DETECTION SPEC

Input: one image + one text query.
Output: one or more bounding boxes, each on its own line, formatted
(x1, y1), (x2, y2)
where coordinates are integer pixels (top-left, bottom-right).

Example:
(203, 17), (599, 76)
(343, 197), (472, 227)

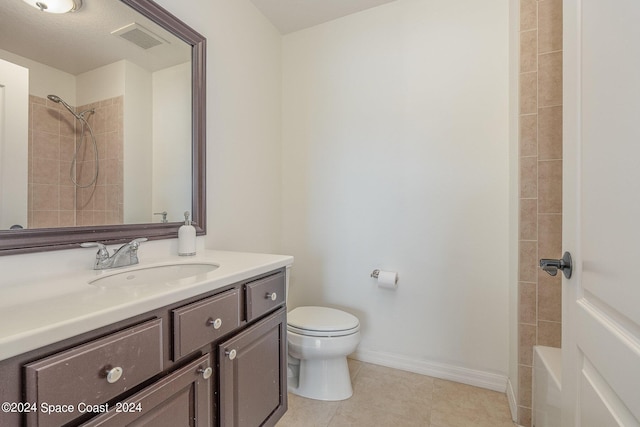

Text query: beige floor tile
(334, 363), (433, 425)
(276, 393), (340, 427)
(277, 362), (515, 427)
(431, 379), (515, 427)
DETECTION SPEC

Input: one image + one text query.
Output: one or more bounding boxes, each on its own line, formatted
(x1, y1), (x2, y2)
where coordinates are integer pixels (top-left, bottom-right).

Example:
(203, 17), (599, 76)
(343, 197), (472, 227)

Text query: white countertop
(0, 250), (293, 362)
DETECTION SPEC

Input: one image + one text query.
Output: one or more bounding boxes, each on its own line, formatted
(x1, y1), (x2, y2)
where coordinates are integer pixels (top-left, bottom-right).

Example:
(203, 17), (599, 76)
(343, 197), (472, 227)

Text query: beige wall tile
(538, 160), (562, 213)
(59, 185), (75, 211)
(520, 198), (537, 240)
(519, 365), (532, 407)
(59, 115), (75, 137)
(32, 210), (59, 228)
(538, 213), (562, 259)
(538, 0), (563, 53)
(519, 282), (537, 324)
(520, 114), (538, 156)
(519, 240), (538, 282)
(76, 210), (94, 226)
(520, 0), (537, 31)
(538, 52), (562, 107)
(538, 270), (562, 322)
(518, 406), (532, 427)
(92, 185), (107, 211)
(538, 106), (562, 160)
(538, 320), (561, 347)
(520, 156), (538, 199)
(32, 104), (60, 134)
(32, 131), (60, 160)
(59, 211), (75, 227)
(520, 72), (538, 114)
(32, 184), (59, 211)
(519, 323), (537, 366)
(60, 136), (75, 162)
(32, 157), (60, 185)
(93, 210), (106, 225)
(520, 30), (538, 72)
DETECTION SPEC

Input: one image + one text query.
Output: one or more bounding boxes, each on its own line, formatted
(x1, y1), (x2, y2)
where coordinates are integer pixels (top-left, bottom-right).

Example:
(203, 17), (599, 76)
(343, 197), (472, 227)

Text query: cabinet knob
(265, 292), (277, 301)
(225, 349), (237, 360)
(105, 366), (123, 384)
(207, 317), (223, 329)
(197, 366), (213, 380)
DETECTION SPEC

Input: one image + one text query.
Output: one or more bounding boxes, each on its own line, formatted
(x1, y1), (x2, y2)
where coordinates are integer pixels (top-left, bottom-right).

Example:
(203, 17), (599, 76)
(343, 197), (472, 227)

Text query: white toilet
(287, 306), (361, 401)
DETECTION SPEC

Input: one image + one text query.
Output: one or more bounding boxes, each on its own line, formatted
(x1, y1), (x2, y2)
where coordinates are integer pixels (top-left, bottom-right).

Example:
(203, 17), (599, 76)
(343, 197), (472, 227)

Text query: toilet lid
(287, 306), (359, 337)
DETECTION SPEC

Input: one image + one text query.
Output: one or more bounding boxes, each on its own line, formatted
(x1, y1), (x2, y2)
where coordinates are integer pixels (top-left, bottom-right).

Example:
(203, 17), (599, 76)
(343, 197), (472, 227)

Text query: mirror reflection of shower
(47, 94), (98, 188)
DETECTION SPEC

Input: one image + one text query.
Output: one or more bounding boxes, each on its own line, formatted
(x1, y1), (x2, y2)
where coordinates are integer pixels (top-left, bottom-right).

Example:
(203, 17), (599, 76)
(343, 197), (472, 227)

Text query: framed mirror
(0, 0), (206, 255)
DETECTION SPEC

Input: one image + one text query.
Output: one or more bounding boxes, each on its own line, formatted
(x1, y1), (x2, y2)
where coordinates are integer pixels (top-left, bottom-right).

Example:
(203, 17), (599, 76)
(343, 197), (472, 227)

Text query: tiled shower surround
(518, 0), (563, 425)
(28, 95), (124, 228)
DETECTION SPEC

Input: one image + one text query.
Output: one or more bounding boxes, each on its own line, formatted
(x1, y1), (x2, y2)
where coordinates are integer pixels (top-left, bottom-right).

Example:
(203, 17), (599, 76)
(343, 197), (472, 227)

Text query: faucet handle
(130, 237), (148, 246)
(81, 242), (109, 259)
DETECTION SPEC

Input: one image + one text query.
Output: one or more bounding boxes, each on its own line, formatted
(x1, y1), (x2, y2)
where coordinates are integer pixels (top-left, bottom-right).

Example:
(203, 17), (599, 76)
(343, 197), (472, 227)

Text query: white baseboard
(351, 348), (508, 393)
(506, 377), (518, 422)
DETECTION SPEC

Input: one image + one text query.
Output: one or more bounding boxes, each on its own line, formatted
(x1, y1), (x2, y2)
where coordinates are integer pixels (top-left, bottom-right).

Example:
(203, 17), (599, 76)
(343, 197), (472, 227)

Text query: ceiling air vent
(111, 23), (168, 50)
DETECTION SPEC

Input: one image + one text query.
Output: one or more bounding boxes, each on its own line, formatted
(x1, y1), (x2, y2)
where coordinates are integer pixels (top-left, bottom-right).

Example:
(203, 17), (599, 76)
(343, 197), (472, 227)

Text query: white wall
(0, 0), (282, 275)
(152, 62), (191, 223)
(508, 0), (521, 417)
(0, 48), (75, 102)
(76, 60), (125, 105)
(123, 61), (153, 223)
(155, 0), (283, 254)
(282, 0), (510, 385)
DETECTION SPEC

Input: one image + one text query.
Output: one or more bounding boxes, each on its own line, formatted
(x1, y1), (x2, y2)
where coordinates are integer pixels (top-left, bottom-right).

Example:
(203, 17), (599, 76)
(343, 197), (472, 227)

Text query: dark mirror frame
(0, 0), (206, 256)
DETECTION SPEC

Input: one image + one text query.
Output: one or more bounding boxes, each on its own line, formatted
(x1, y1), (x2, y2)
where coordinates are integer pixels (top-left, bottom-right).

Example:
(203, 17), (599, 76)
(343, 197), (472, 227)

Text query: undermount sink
(89, 263), (219, 288)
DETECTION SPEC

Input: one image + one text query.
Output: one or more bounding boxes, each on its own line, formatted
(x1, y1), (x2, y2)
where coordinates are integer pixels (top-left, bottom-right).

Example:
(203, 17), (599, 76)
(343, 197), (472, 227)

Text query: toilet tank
(532, 346), (561, 427)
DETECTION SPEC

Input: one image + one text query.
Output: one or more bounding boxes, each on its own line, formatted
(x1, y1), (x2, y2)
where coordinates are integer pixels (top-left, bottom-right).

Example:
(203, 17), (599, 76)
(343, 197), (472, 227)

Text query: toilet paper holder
(370, 269), (380, 279)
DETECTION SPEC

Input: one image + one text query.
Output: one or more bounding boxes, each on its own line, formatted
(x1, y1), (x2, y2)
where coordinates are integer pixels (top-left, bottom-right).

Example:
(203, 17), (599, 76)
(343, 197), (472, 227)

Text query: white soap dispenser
(178, 211), (196, 256)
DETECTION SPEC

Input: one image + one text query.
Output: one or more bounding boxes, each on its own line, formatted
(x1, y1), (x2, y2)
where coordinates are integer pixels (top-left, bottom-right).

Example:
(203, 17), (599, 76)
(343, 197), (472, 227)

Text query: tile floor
(276, 359), (516, 427)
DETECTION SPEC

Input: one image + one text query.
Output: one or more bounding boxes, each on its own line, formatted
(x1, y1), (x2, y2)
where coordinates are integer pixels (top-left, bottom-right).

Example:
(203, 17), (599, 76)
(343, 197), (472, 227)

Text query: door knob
(540, 251), (573, 279)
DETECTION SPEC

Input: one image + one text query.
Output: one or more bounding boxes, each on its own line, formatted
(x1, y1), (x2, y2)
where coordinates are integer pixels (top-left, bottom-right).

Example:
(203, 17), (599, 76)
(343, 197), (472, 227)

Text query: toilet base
(288, 356), (353, 401)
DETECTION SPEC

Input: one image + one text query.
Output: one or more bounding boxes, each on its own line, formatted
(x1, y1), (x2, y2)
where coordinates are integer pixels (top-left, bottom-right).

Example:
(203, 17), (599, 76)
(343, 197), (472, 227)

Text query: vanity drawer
(245, 271), (285, 321)
(172, 288), (240, 360)
(24, 319), (163, 427)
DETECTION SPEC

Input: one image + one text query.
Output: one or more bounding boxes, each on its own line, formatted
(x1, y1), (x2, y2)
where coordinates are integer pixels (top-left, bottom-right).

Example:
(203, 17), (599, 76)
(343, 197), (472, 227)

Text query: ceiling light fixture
(22, 0), (83, 13)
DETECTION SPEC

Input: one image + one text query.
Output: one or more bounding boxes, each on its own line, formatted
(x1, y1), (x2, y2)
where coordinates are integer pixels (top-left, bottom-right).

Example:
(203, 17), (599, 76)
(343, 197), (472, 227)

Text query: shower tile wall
(28, 95), (124, 228)
(518, 0), (562, 426)
(76, 97), (124, 226)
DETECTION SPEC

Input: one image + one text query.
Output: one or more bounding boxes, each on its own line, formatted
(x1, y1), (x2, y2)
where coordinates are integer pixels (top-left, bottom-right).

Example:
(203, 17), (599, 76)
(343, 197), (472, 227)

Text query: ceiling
(250, 0), (398, 34)
(0, 0), (190, 75)
(0, 0), (397, 76)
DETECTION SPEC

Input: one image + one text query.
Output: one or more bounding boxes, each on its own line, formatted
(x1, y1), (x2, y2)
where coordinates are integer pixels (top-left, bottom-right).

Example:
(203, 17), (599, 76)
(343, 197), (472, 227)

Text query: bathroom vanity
(0, 251), (292, 427)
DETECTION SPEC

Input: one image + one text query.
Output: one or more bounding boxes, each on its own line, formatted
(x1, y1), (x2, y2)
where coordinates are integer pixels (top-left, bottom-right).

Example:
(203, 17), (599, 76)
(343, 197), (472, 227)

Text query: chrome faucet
(81, 238), (148, 270)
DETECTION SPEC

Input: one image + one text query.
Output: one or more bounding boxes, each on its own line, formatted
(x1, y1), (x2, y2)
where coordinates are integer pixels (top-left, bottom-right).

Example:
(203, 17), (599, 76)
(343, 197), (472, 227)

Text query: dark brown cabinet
(219, 307), (287, 427)
(80, 354), (213, 427)
(0, 268), (287, 427)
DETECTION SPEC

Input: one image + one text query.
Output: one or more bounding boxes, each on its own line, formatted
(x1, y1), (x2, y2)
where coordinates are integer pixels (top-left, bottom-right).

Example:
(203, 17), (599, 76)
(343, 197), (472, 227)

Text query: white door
(0, 59), (29, 230)
(563, 0), (640, 426)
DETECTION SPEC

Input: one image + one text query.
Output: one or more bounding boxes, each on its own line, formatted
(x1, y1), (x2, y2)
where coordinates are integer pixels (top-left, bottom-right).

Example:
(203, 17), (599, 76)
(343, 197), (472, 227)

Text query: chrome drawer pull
(197, 366), (213, 380)
(265, 292), (277, 301)
(105, 366), (123, 384)
(207, 317), (223, 329)
(225, 349), (237, 360)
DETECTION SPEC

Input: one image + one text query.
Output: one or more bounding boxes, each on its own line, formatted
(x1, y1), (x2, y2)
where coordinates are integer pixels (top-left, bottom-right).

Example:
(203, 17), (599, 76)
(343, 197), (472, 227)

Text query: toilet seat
(287, 306), (360, 337)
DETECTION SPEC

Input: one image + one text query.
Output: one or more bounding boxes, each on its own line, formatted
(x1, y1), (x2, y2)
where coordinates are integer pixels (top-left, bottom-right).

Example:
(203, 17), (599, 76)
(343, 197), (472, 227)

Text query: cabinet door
(219, 307), (287, 427)
(81, 354), (213, 427)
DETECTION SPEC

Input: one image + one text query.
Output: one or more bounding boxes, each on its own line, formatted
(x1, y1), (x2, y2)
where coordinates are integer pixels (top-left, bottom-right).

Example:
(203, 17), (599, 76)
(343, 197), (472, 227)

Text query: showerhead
(47, 94), (82, 120)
